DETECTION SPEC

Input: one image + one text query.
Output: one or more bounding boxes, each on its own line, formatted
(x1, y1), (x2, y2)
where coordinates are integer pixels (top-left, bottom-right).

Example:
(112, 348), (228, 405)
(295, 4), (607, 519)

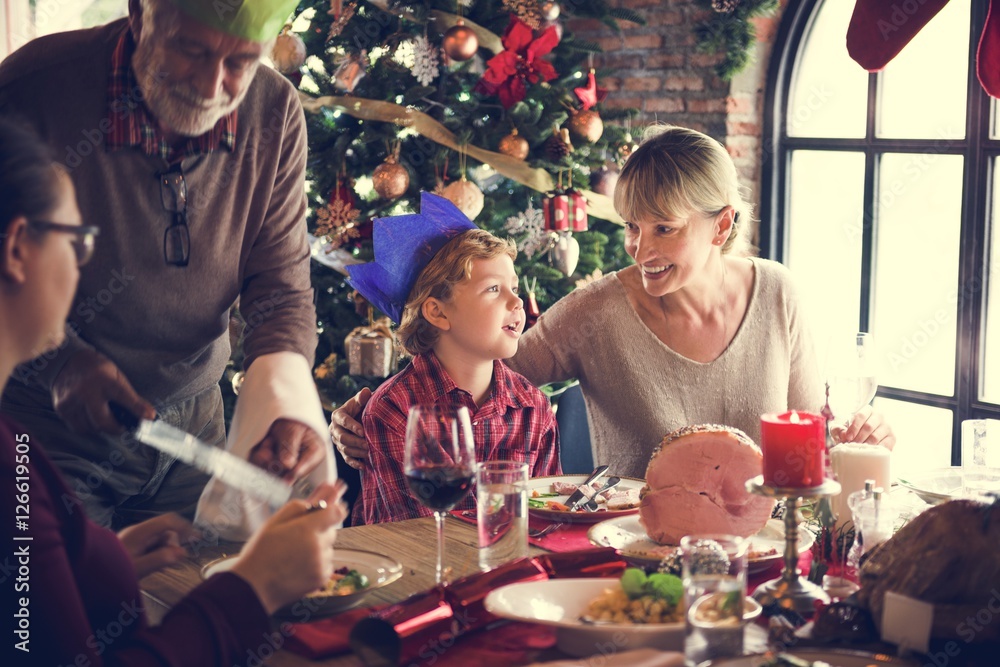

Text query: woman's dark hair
(0, 116), (61, 235)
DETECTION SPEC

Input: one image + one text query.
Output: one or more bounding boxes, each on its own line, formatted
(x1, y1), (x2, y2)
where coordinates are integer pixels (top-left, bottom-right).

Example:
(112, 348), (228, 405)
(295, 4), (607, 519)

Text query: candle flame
(789, 410), (800, 424)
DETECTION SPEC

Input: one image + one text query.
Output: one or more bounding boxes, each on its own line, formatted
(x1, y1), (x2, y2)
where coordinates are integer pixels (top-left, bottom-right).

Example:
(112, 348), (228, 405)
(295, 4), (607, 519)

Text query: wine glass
(824, 332), (878, 425)
(403, 404), (477, 584)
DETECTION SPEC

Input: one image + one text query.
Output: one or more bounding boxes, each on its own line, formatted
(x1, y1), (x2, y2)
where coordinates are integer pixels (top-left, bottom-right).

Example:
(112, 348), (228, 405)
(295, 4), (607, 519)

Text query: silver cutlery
(564, 465), (610, 512)
(528, 523), (562, 539)
(583, 476), (621, 511)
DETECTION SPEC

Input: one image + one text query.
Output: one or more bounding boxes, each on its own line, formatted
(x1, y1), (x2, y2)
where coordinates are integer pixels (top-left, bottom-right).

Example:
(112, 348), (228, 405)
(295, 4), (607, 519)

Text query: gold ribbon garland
(299, 92), (624, 225)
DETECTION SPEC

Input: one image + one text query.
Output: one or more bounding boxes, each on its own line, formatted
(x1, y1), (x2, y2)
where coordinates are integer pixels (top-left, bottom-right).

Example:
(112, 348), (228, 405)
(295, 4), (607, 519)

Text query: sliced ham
(638, 424), (774, 545)
(606, 488), (641, 510)
(551, 481), (580, 495)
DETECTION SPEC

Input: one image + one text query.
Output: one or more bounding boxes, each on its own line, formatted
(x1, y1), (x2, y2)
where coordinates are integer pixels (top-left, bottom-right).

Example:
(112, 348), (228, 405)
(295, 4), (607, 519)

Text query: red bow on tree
(476, 17), (560, 108)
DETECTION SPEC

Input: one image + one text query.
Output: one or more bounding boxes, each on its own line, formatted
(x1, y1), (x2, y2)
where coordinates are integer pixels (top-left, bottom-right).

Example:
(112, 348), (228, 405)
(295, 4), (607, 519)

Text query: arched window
(762, 0), (997, 475)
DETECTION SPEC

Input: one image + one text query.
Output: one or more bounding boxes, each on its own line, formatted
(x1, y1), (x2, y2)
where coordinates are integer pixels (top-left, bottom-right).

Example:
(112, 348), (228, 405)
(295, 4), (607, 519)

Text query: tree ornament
(442, 20), (479, 62)
(270, 26), (306, 74)
(568, 109), (603, 144)
(657, 547), (683, 576)
(502, 0), (542, 29)
(372, 152), (409, 200)
(687, 538), (731, 575)
(573, 69), (609, 111)
(498, 129), (530, 160)
(618, 130), (639, 163)
(540, 1), (561, 22)
(410, 34), (440, 86)
(476, 17), (559, 108)
(590, 161), (620, 197)
(332, 51), (368, 92)
(712, 0), (740, 11)
(545, 127), (573, 162)
(441, 176), (484, 220)
(549, 231), (580, 276)
(327, 0), (357, 40)
(503, 203), (547, 258)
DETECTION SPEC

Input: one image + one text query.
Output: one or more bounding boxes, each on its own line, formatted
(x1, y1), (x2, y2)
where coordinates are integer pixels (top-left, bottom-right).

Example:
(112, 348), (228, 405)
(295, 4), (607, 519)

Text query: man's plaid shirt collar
(105, 29), (237, 163)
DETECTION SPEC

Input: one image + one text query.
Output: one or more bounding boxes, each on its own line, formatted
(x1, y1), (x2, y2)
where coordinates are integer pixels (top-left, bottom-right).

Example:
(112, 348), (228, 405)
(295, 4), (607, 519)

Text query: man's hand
(117, 513), (199, 579)
(831, 404), (897, 450)
(52, 349), (156, 435)
(249, 418), (325, 480)
(329, 388), (371, 470)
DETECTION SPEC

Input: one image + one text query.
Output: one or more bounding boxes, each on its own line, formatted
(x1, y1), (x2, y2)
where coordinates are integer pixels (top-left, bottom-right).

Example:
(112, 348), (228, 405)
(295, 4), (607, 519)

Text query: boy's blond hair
(397, 229), (517, 356)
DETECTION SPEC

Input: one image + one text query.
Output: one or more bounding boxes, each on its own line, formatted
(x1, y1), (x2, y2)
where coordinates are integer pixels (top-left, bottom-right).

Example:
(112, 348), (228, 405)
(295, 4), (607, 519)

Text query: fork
(528, 522), (562, 539)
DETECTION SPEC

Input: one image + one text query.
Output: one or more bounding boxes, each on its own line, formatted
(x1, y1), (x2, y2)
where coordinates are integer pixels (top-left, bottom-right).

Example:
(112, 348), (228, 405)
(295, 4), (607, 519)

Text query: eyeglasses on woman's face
(2, 221), (100, 267)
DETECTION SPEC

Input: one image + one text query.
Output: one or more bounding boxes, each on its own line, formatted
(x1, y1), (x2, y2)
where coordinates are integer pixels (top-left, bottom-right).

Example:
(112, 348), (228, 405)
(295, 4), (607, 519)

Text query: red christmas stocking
(847, 0), (951, 71)
(978, 0), (1000, 97)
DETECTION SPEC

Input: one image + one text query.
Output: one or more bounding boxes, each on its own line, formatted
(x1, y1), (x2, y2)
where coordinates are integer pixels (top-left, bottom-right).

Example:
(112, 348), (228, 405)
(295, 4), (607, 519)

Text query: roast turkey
(638, 424), (775, 545)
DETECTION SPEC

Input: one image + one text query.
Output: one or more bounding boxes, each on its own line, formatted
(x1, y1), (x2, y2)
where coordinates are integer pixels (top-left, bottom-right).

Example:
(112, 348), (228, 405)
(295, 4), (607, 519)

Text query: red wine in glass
(403, 404), (477, 583)
(405, 465), (474, 511)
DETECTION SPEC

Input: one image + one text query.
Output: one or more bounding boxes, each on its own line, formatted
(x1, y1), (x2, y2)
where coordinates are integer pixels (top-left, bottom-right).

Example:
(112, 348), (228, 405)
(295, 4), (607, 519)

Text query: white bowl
(201, 548), (402, 619)
(484, 578), (761, 658)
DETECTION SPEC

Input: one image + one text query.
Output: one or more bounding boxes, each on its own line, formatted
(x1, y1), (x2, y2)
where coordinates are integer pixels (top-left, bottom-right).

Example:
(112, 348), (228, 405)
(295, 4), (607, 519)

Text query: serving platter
(526, 474), (645, 523)
(588, 516), (814, 574)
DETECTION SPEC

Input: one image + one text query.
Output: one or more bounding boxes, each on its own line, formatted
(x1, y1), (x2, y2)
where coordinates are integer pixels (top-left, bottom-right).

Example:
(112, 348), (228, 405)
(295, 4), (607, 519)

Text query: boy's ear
(0, 217), (31, 285)
(421, 297), (451, 331)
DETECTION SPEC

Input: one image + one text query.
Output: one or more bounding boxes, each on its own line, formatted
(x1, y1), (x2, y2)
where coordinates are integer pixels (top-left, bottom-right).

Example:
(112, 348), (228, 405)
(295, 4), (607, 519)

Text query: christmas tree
(272, 0), (645, 405)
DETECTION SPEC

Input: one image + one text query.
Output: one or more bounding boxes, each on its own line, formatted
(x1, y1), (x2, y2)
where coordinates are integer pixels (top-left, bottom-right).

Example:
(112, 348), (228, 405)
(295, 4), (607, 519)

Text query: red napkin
(450, 509), (606, 552)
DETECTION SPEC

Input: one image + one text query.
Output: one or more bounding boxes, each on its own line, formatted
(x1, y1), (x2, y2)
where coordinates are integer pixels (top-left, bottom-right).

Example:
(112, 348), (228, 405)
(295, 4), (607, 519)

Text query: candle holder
(745, 475), (841, 616)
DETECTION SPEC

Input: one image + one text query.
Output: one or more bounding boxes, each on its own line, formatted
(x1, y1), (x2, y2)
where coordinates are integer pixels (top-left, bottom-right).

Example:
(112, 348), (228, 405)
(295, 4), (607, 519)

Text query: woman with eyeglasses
(0, 117), (349, 665)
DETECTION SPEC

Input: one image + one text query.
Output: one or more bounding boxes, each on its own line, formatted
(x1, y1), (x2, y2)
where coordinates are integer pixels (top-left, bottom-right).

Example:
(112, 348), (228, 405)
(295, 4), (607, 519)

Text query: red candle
(760, 411), (826, 488)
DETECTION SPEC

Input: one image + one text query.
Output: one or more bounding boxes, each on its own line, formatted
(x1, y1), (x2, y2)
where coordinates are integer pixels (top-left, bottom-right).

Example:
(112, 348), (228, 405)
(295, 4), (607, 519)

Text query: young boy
(347, 192), (560, 524)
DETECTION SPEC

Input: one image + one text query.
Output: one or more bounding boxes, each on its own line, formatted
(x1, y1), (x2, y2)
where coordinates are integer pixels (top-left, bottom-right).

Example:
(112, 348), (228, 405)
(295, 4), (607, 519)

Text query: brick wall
(568, 0), (788, 243)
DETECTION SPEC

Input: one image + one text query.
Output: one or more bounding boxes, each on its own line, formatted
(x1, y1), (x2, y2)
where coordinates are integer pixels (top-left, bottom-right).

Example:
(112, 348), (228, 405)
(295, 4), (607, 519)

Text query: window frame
(760, 0), (1000, 464)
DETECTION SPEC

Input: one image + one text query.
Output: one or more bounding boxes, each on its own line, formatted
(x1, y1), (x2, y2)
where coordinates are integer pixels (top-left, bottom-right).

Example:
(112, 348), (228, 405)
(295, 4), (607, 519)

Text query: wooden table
(141, 516), (549, 666)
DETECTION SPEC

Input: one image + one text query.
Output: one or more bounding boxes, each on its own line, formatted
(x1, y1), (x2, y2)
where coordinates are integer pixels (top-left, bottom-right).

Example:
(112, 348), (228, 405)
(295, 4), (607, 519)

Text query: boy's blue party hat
(347, 192), (476, 324)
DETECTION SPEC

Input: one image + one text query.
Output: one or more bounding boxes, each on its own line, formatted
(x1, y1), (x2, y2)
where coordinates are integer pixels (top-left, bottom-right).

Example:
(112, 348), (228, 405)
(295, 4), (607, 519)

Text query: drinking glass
(681, 534), (748, 666)
(825, 332), (878, 424)
(960, 419), (1000, 499)
(403, 405), (477, 584)
(476, 460), (528, 571)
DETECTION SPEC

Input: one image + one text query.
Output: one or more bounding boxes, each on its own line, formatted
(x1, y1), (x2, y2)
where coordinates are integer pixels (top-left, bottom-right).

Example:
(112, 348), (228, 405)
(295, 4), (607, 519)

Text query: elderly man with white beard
(0, 0), (334, 531)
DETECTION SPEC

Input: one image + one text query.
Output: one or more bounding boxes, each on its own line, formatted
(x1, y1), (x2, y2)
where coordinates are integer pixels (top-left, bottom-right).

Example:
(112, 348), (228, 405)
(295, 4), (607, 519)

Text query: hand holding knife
(110, 402), (311, 509)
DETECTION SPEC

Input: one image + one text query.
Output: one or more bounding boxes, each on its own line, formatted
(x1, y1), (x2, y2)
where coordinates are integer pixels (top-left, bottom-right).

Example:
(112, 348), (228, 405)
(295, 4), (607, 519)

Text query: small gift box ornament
(542, 188), (570, 231)
(345, 315), (397, 378)
(566, 187), (587, 232)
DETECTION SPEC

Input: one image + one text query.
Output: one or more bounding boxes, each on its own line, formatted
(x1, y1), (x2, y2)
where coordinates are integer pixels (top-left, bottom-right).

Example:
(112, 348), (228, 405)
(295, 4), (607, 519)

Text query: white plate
(588, 516), (814, 574)
(527, 474), (645, 523)
(897, 466), (1000, 504)
(485, 578), (761, 658)
(201, 548), (402, 618)
(701, 648), (921, 666)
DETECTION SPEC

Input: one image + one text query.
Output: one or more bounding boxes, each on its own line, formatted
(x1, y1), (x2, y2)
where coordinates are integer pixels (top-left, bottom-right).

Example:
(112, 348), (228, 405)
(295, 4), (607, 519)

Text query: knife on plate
(564, 464), (609, 512)
(110, 403), (304, 508)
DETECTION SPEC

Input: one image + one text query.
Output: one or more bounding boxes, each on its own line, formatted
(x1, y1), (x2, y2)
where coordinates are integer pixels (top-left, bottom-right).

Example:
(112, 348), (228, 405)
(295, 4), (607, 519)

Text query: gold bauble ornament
(568, 109), (604, 144)
(442, 20), (479, 61)
(372, 155), (409, 199)
(541, 1), (561, 22)
(270, 29), (306, 74)
(441, 176), (484, 220)
(498, 129), (530, 160)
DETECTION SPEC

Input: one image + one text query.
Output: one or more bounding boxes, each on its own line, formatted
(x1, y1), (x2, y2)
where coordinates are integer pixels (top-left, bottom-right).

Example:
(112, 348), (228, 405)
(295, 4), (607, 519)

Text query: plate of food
(897, 466), (1000, 504)
(485, 569), (761, 658)
(588, 516), (814, 574)
(526, 474), (645, 523)
(702, 648), (921, 666)
(201, 548), (402, 618)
